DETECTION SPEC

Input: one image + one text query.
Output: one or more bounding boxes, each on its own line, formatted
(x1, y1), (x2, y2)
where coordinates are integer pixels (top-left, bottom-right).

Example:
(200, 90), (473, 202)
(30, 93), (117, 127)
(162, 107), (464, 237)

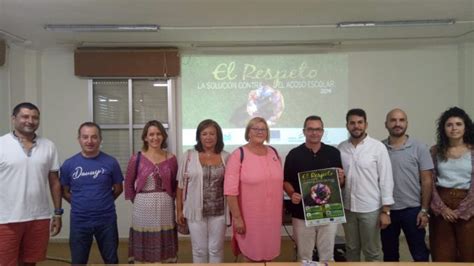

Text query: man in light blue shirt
(381, 108), (433, 261)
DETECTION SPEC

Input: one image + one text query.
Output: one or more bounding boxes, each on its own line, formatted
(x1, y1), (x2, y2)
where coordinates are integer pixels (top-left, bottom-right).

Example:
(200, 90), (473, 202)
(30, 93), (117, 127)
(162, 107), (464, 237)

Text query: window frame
(88, 78), (178, 157)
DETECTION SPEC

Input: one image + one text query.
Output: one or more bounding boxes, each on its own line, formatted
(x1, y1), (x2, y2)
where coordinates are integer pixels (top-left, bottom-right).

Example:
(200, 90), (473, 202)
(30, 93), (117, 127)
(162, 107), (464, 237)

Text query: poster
(298, 168), (346, 226)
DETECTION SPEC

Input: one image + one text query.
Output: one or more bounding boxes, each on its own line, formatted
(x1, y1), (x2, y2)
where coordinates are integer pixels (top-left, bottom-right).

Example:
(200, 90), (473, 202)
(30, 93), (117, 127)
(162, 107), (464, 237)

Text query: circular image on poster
(310, 183), (331, 205)
(247, 83), (285, 126)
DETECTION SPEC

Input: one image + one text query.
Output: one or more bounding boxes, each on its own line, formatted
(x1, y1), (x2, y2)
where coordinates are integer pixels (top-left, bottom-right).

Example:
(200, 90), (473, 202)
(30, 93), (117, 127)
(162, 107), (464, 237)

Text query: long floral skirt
(128, 191), (178, 263)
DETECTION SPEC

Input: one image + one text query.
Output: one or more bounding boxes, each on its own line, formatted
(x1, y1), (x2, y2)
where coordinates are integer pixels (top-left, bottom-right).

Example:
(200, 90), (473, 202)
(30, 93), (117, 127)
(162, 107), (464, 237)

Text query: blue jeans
(380, 207), (429, 261)
(70, 221), (119, 264)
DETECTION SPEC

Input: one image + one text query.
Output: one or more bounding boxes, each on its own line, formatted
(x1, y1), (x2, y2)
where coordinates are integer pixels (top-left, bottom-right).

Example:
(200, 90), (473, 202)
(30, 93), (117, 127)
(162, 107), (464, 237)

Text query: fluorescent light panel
(338, 19), (455, 28)
(193, 42), (337, 48)
(44, 24), (159, 32)
(153, 83), (168, 87)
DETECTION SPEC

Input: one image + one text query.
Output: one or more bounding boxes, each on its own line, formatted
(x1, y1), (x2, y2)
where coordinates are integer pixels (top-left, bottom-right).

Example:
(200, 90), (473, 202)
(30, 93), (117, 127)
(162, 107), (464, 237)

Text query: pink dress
(224, 146), (283, 261)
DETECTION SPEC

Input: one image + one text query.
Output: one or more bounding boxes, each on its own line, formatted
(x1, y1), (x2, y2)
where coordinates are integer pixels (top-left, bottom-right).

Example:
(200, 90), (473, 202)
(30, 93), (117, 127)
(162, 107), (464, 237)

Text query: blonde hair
(244, 117), (270, 142)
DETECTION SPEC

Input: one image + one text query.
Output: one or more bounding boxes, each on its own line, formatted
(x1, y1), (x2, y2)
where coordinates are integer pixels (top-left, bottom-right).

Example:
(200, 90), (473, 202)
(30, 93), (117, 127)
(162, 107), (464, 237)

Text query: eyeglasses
(305, 127), (323, 133)
(251, 127), (267, 133)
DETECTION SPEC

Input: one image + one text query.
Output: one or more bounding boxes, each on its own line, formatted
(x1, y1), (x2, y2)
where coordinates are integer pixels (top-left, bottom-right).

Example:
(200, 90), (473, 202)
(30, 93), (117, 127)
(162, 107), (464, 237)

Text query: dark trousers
(70, 220), (119, 264)
(381, 206), (429, 261)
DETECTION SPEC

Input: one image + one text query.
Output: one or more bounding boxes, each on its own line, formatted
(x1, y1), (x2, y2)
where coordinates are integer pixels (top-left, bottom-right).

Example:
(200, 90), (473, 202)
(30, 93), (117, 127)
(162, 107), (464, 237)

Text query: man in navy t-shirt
(60, 122), (123, 264)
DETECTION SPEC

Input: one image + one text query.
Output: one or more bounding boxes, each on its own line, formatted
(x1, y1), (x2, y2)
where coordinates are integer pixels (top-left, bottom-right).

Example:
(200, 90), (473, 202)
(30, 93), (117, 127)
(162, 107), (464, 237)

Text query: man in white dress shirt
(338, 108), (394, 261)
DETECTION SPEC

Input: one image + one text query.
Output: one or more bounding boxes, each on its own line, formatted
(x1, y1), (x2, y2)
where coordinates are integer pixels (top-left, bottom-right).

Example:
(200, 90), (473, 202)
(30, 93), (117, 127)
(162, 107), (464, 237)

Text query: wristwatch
(420, 208), (430, 217)
(54, 208), (64, 215)
(381, 210), (391, 215)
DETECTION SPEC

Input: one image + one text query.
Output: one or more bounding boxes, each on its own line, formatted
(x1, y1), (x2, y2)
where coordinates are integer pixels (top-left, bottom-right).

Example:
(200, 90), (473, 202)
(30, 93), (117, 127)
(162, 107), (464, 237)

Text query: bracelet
(54, 208), (64, 215)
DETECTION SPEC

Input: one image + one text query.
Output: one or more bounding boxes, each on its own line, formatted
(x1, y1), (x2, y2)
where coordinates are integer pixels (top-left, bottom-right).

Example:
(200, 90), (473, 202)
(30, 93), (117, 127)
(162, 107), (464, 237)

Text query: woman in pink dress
(224, 116), (283, 261)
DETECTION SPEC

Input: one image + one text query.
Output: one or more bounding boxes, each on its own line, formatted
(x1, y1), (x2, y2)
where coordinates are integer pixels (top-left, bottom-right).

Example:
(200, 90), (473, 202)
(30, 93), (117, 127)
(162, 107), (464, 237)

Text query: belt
(436, 186), (468, 197)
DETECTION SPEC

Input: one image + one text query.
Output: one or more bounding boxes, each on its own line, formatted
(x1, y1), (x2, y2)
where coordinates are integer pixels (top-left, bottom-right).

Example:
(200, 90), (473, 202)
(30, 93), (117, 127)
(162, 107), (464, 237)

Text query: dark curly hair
(435, 107), (474, 161)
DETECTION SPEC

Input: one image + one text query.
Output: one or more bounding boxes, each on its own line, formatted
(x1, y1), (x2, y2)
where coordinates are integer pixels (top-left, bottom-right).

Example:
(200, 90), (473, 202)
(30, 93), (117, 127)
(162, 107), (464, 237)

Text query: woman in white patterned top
(176, 119), (230, 263)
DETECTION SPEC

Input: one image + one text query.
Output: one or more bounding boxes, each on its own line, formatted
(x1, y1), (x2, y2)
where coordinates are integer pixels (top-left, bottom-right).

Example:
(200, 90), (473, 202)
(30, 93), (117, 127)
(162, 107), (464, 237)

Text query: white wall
(459, 42), (474, 116)
(2, 41), (473, 240)
(0, 48), (10, 135)
(347, 45), (459, 144)
(0, 45), (45, 134)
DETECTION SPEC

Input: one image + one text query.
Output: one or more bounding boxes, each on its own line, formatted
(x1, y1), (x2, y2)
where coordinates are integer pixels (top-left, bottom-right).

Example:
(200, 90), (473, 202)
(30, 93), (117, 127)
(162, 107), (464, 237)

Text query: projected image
(246, 83), (285, 126)
(181, 54), (348, 150)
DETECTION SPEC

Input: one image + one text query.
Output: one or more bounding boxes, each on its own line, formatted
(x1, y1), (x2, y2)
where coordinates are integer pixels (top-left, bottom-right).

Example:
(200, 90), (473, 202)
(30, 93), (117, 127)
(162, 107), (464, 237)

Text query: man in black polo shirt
(284, 115), (344, 262)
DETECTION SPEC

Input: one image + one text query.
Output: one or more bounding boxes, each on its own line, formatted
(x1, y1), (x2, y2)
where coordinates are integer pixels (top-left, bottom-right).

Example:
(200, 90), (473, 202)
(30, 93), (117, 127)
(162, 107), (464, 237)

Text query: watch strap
(54, 208), (64, 215)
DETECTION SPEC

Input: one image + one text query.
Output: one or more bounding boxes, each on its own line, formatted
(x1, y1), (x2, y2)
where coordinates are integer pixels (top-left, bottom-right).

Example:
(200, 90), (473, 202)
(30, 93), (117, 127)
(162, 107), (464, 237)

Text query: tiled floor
(40, 235), (418, 265)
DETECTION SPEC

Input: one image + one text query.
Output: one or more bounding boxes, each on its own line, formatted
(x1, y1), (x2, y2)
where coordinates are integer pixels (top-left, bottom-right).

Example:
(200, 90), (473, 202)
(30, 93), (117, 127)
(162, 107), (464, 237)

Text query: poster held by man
(298, 167), (346, 226)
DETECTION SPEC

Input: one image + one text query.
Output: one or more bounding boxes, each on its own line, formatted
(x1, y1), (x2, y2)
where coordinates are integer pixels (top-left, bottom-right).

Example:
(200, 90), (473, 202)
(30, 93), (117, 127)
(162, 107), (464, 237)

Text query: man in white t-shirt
(0, 102), (62, 266)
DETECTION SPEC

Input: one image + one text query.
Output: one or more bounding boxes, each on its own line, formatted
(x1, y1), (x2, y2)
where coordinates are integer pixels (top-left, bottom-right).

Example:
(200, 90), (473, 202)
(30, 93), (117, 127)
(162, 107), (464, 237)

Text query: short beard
(389, 128), (406, 138)
(350, 131), (365, 139)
